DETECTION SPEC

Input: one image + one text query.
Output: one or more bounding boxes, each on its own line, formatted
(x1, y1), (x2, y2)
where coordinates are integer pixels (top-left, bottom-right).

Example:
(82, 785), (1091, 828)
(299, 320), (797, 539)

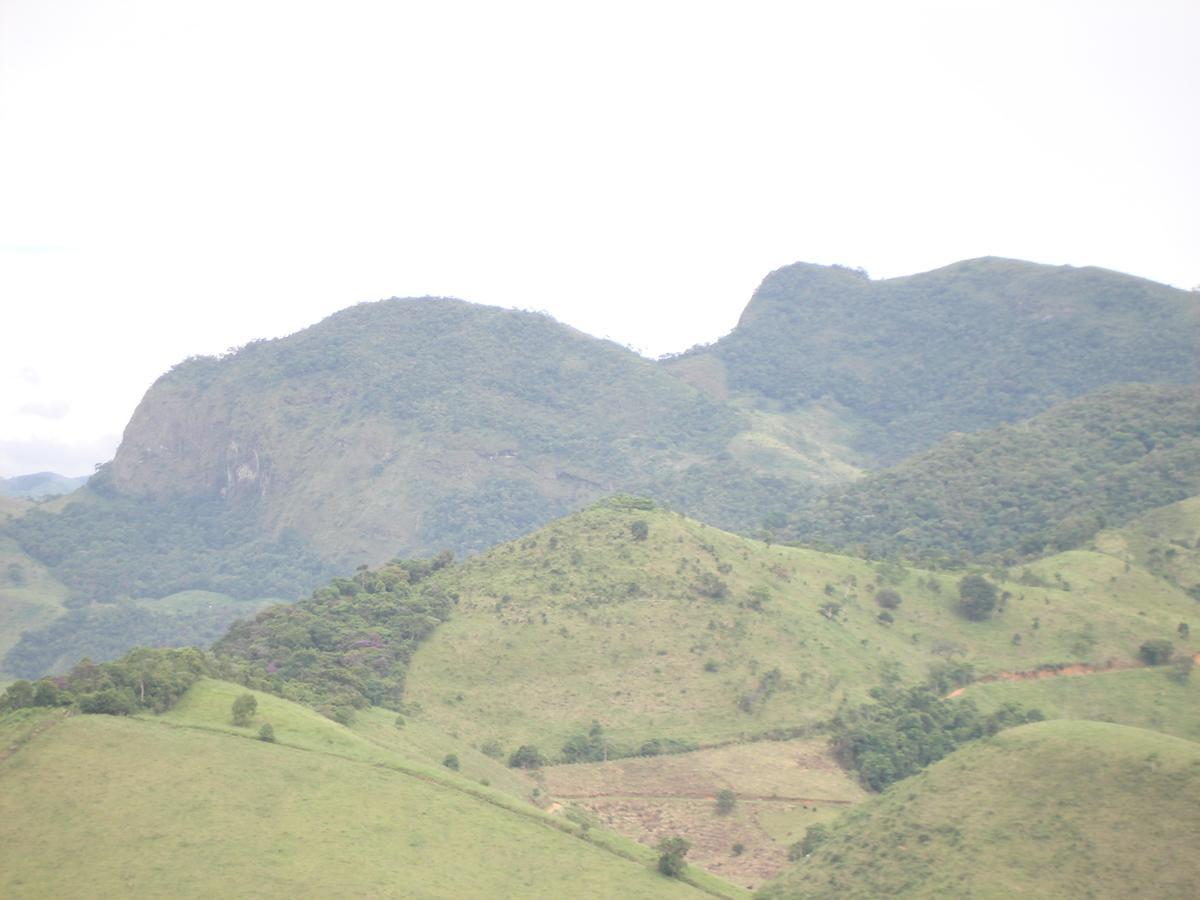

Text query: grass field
(0, 680), (747, 898)
(759, 720), (1200, 898)
(962, 665), (1200, 743)
(404, 501), (1197, 753)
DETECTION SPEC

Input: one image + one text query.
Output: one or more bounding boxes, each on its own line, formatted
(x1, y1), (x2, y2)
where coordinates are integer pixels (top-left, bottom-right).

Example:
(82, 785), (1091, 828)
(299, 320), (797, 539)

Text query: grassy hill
(1092, 494), (1200, 597)
(398, 498), (1196, 756)
(788, 385), (1200, 561)
(961, 666), (1200, 743)
(759, 720), (1200, 898)
(0, 679), (744, 899)
(671, 257), (1199, 465)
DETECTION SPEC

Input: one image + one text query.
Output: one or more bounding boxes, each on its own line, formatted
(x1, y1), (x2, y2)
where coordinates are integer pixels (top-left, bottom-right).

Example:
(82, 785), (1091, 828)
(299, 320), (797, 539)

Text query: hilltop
(391, 499), (1195, 755)
(759, 720), (1200, 898)
(670, 258), (1198, 464)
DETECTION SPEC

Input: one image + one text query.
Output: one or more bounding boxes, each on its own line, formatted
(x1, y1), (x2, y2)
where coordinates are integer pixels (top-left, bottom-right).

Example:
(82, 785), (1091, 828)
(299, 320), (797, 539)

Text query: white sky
(2, 0), (1198, 477)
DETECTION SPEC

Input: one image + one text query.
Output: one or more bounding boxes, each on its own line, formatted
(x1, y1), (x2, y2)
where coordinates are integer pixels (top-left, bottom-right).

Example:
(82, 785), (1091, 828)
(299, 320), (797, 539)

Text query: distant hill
(670, 257), (1198, 464)
(788, 384), (1200, 561)
(0, 472), (87, 499)
(759, 720), (1200, 898)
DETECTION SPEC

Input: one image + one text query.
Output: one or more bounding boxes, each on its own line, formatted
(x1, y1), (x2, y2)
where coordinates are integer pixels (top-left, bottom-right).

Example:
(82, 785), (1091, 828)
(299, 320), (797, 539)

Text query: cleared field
(538, 738), (869, 891)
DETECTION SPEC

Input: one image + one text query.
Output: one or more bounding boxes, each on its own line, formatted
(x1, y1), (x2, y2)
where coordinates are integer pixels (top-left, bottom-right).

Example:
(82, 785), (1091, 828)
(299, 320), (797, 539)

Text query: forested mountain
(788, 384), (1200, 562)
(670, 257), (1198, 464)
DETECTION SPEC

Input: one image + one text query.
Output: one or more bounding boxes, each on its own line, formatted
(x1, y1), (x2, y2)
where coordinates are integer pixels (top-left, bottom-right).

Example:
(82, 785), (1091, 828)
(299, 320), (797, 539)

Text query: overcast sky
(2, 0), (1197, 477)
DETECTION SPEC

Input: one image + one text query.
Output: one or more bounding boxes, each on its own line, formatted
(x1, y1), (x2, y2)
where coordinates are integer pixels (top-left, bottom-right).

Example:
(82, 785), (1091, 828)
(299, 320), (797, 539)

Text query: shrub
(479, 739), (504, 759)
(508, 745), (546, 769)
(1139, 639), (1174, 665)
(656, 836), (690, 877)
(874, 589), (902, 610)
(442, 753), (460, 771)
(715, 788), (737, 815)
(957, 574), (997, 621)
(801, 823), (830, 856)
(231, 692), (257, 727)
(257, 722), (276, 742)
(630, 520), (649, 541)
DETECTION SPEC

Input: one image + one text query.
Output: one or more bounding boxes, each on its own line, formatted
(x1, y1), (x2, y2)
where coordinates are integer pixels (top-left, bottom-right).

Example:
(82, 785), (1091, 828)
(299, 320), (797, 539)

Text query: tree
(957, 574), (997, 621)
(630, 520), (649, 541)
(1139, 639), (1174, 665)
(442, 753), (460, 771)
(507, 745), (545, 769)
(231, 692), (258, 726)
(874, 589), (902, 610)
(258, 722), (276, 742)
(656, 836), (691, 877)
(715, 789), (737, 815)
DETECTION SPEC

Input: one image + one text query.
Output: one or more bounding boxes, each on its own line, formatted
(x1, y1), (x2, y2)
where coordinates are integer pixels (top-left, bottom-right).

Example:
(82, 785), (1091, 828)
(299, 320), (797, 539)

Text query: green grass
(964, 666), (1200, 742)
(404, 502), (1198, 754)
(759, 720), (1200, 898)
(0, 679), (746, 898)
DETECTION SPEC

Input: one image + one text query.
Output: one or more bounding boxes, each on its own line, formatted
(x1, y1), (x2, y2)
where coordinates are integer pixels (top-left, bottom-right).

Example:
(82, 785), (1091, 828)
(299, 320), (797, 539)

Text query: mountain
(0, 472), (87, 499)
(5, 258), (1198, 675)
(669, 258), (1199, 465)
(759, 720), (1200, 898)
(788, 384), (1200, 561)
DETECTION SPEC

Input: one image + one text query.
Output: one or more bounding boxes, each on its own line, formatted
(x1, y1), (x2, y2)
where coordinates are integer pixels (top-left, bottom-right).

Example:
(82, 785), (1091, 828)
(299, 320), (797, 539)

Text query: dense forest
(678, 258), (1198, 463)
(789, 384), (1200, 562)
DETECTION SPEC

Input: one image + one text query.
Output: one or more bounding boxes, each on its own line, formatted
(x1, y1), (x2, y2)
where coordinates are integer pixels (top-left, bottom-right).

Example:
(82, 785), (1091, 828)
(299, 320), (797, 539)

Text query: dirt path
(945, 658), (1138, 698)
(551, 790), (854, 804)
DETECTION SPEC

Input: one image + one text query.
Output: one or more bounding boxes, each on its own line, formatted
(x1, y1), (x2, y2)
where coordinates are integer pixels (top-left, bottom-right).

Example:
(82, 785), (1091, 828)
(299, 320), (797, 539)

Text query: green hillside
(0, 472), (87, 499)
(672, 257), (1199, 464)
(0, 679), (743, 899)
(397, 499), (1196, 755)
(0, 536), (70, 680)
(789, 385), (1200, 561)
(963, 666), (1200, 742)
(1093, 495), (1200, 596)
(759, 720), (1200, 898)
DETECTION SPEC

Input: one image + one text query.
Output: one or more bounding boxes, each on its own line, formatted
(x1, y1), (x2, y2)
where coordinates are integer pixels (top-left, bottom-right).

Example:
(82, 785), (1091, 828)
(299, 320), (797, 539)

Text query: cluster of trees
(830, 672), (1043, 791)
(1, 647), (214, 716)
(212, 554), (456, 722)
(7, 489), (333, 604)
(3, 596), (267, 679)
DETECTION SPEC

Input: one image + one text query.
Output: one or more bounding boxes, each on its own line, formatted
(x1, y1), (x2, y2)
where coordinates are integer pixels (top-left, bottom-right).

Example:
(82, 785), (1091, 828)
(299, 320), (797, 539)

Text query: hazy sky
(2, 0), (1197, 477)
